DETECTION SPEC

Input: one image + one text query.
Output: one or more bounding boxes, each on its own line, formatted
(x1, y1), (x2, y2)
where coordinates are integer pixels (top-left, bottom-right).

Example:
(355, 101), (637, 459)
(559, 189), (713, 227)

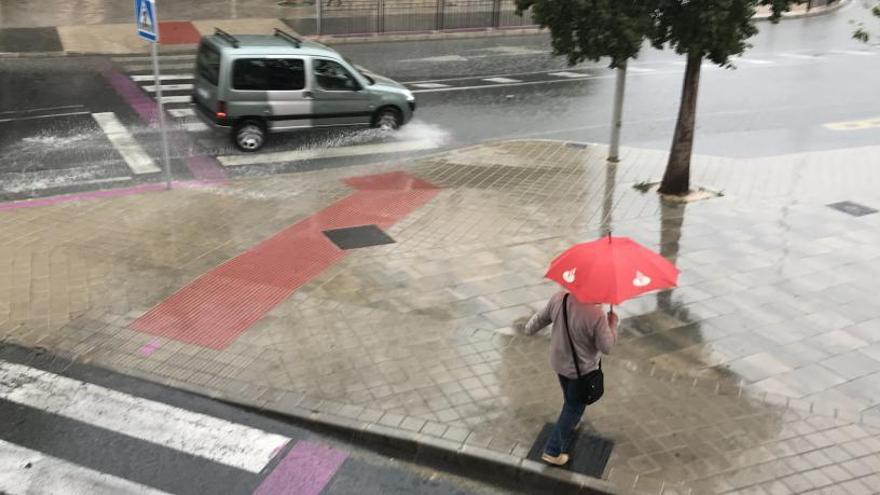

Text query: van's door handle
(303, 91), (313, 99)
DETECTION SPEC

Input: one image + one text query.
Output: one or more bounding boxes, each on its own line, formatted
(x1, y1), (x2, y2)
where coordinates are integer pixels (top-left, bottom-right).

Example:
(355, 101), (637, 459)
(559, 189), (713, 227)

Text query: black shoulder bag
(561, 294), (604, 405)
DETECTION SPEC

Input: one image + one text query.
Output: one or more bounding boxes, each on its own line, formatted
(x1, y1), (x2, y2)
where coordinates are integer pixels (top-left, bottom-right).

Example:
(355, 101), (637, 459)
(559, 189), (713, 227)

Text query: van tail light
(216, 101), (228, 121)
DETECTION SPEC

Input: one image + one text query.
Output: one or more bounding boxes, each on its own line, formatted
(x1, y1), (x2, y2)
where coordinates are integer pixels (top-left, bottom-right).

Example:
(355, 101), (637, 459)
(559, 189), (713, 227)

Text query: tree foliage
(854, 2), (880, 42)
(515, 0), (658, 68)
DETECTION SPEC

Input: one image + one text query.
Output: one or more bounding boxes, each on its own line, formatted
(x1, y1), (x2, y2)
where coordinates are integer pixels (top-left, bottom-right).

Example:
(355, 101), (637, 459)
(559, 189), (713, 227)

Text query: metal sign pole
(151, 36), (172, 190)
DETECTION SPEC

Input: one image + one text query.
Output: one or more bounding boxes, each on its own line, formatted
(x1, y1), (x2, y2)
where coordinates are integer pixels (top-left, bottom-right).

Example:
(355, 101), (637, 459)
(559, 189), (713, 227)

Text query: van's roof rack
(273, 28), (302, 48)
(214, 28), (240, 48)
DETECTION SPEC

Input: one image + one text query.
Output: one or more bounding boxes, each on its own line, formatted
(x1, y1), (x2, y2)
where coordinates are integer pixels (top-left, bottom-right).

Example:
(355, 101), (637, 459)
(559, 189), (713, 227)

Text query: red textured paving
(131, 171), (439, 349)
(159, 21), (202, 45)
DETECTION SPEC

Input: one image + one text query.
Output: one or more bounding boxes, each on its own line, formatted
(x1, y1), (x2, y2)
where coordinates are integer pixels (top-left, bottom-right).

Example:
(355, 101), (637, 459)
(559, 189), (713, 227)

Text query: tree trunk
(659, 51), (702, 196)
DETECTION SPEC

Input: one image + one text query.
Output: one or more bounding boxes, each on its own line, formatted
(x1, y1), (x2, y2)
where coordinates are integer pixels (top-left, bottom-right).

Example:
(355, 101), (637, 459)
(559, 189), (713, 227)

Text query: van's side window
(313, 59), (359, 91)
(196, 43), (221, 86)
(232, 59), (305, 91)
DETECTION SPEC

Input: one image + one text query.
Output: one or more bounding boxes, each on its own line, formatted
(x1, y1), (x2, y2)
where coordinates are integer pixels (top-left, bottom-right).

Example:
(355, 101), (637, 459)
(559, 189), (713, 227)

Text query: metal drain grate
(827, 201), (878, 217)
(323, 225), (395, 250)
(526, 423), (614, 478)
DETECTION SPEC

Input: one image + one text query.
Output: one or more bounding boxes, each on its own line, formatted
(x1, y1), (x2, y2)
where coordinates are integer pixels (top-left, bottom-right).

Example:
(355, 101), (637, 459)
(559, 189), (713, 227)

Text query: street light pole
(608, 61), (627, 163)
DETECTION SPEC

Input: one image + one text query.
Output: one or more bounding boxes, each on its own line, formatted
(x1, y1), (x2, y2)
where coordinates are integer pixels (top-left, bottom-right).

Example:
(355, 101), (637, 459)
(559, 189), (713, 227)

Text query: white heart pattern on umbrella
(632, 270), (651, 287)
(563, 268), (577, 284)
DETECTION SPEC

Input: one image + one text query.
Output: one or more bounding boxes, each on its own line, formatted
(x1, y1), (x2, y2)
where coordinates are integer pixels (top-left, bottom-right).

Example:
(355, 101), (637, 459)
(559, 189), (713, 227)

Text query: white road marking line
(159, 95), (192, 104)
(734, 58), (774, 65)
(401, 55), (468, 63)
(143, 83), (194, 93)
(409, 82), (452, 89)
(548, 71), (586, 78)
(831, 49), (876, 56)
(824, 117), (880, 131)
(626, 66), (655, 73)
(125, 63), (196, 72)
(0, 440), (171, 495)
(181, 122), (210, 133)
(114, 54), (195, 63)
(1, 175), (131, 194)
(0, 360), (290, 473)
(483, 77), (522, 84)
(0, 105), (85, 117)
(778, 53), (821, 60)
(411, 75), (618, 93)
(218, 139), (440, 167)
(91, 112), (160, 175)
(168, 108), (196, 118)
(130, 74), (193, 82)
(0, 111), (90, 123)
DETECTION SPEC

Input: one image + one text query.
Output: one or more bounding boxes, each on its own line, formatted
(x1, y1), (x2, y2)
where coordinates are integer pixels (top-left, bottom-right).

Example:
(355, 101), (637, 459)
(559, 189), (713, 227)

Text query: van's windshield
(344, 57), (374, 85)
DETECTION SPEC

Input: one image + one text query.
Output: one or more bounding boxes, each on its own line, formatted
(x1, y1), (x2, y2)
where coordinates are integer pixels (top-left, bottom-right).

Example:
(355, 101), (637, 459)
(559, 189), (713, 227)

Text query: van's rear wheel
(234, 120), (266, 152)
(373, 107), (402, 131)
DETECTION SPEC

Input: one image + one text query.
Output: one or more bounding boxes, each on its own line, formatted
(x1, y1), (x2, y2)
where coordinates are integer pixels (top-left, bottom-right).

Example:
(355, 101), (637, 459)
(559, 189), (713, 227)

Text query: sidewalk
(2, 138), (879, 494)
(0, 0), (850, 56)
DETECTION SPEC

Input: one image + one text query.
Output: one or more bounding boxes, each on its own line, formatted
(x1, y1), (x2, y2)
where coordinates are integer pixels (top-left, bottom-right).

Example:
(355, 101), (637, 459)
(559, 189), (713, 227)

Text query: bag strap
(561, 294), (583, 379)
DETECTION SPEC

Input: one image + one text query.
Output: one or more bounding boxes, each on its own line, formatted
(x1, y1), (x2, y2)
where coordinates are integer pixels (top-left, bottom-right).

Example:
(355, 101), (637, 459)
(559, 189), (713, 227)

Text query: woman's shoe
(541, 452), (570, 466)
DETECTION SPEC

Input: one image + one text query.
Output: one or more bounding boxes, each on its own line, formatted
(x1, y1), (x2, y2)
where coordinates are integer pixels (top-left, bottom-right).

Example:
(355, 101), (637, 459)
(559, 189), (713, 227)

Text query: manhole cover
(323, 225), (395, 250)
(526, 423), (614, 478)
(827, 201), (878, 217)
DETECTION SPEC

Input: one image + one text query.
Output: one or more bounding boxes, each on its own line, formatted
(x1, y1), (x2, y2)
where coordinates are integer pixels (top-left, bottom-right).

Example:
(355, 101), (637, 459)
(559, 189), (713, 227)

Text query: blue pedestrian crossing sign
(135, 0), (159, 42)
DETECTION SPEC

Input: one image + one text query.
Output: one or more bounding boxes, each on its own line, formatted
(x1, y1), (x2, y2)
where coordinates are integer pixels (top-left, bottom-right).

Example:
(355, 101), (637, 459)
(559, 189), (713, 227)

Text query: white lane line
(411, 74), (618, 93)
(409, 82), (451, 89)
(130, 74), (193, 82)
(218, 139), (440, 167)
(114, 54), (195, 63)
(778, 53), (821, 60)
(181, 122), (210, 133)
(0, 440), (171, 495)
(831, 49), (876, 56)
(125, 63), (196, 72)
(91, 112), (160, 175)
(735, 58), (774, 65)
(548, 71), (586, 78)
(159, 95), (192, 104)
(168, 108), (196, 118)
(143, 83), (194, 93)
(483, 77), (522, 84)
(626, 66), (655, 73)
(0, 111), (90, 123)
(0, 360), (289, 474)
(0, 105), (85, 117)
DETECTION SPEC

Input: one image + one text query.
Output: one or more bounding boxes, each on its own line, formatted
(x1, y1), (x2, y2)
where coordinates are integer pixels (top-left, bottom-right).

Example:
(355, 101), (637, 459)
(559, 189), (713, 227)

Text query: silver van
(192, 29), (416, 151)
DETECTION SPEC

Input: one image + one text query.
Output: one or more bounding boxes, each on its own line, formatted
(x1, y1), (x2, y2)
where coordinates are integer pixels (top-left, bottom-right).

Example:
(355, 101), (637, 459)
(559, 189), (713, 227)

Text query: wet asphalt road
(0, 2), (879, 200)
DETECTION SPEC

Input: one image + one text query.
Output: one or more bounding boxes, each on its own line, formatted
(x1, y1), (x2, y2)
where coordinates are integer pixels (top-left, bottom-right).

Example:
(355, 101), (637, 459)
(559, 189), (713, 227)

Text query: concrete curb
(753, 0), (850, 22)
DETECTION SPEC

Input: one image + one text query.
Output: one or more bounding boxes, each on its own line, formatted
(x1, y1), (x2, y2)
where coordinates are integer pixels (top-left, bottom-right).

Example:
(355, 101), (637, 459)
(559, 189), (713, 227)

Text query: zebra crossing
(0, 357), (342, 495)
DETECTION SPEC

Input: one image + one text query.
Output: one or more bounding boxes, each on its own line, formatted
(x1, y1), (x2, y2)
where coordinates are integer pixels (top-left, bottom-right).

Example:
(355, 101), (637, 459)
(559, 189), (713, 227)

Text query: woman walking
(523, 291), (618, 466)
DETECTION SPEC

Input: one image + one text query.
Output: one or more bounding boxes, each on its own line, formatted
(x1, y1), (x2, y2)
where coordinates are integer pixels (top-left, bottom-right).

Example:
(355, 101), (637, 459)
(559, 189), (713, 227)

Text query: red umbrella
(545, 235), (679, 306)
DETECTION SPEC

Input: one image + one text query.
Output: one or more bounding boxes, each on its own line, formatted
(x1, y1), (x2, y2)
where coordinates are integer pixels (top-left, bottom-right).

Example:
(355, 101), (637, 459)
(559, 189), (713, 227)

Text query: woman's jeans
(544, 374), (586, 456)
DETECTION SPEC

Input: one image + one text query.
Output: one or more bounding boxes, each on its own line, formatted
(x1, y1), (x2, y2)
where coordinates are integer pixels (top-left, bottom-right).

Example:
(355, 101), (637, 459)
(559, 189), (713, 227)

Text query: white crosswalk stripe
(548, 71), (587, 78)
(483, 77), (522, 84)
(130, 74), (193, 82)
(168, 108), (196, 118)
(0, 360), (290, 473)
(92, 112), (160, 175)
(0, 440), (171, 495)
(143, 83), (194, 93)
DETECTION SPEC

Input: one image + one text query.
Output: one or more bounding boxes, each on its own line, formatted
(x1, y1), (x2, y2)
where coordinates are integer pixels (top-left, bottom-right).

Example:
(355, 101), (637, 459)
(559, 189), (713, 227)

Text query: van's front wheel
(372, 107), (402, 131)
(234, 120), (266, 152)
